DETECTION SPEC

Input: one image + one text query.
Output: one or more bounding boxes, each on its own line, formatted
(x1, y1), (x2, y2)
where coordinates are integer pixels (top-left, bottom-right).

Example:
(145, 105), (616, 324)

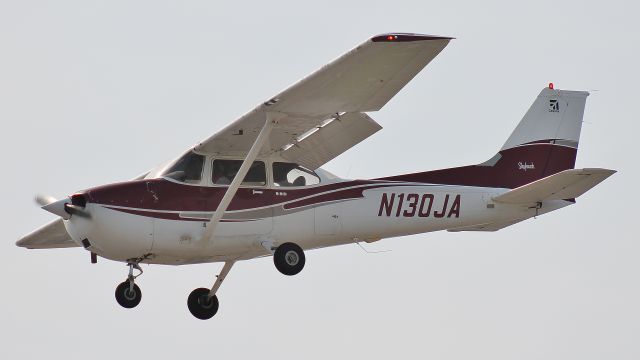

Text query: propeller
(35, 194), (91, 219)
(35, 194), (57, 207)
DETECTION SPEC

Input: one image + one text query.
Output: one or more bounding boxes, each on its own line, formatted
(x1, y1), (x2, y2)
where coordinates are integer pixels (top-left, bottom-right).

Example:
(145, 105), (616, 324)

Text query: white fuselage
(63, 179), (570, 265)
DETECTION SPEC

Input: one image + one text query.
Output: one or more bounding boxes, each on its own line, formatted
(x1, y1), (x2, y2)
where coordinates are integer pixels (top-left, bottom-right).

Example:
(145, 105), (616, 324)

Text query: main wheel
(274, 242), (306, 276)
(187, 288), (219, 320)
(115, 281), (142, 309)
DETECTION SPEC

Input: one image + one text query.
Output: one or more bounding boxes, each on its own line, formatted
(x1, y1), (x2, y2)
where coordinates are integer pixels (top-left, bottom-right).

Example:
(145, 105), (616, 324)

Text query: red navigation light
(549, 82), (554, 89)
(387, 35), (396, 41)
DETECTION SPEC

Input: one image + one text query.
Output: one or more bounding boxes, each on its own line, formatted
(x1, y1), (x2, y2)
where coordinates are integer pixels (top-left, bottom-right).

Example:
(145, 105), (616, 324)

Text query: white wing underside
(194, 34), (451, 169)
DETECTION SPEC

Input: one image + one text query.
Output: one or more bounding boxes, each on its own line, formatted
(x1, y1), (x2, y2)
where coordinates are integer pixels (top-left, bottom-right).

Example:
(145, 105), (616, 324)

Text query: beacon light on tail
(16, 33), (614, 320)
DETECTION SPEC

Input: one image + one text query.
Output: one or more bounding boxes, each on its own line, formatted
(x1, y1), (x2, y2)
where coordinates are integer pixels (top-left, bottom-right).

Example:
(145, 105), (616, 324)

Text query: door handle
(252, 190), (264, 195)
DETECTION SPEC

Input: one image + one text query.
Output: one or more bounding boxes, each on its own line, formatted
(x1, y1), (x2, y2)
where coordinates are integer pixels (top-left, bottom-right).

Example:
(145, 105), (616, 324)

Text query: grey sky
(1, 1), (638, 359)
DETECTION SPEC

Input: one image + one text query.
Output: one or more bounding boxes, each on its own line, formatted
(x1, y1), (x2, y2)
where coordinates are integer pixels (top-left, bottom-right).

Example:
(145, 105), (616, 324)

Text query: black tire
(115, 281), (142, 309)
(274, 242), (306, 276)
(187, 288), (219, 320)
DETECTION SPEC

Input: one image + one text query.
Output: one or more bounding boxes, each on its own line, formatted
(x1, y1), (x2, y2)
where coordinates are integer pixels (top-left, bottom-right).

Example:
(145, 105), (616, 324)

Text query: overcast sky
(1, 1), (638, 359)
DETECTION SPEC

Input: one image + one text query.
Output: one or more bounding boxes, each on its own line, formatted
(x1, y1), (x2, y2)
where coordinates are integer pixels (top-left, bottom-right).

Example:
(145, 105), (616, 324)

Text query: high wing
(194, 33), (452, 169)
(16, 219), (78, 249)
(18, 33), (452, 249)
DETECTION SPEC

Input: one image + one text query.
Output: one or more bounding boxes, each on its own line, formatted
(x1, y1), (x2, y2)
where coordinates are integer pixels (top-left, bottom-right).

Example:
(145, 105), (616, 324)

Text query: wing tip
(577, 168), (617, 177)
(371, 33), (455, 43)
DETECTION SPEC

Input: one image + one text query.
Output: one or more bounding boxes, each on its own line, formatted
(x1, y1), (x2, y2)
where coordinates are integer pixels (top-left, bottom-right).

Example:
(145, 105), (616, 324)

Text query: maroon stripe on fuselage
(81, 143), (576, 215)
(85, 179), (382, 213)
(104, 207), (196, 221)
(103, 206), (257, 222)
(378, 144), (577, 189)
(284, 185), (387, 210)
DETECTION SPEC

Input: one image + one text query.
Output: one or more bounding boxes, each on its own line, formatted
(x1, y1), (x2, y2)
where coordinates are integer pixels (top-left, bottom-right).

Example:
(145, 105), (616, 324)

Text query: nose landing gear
(115, 262), (143, 309)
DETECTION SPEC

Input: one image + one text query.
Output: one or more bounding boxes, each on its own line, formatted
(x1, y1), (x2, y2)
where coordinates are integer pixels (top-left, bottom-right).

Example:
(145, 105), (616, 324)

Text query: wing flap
(280, 112), (382, 169)
(16, 219), (78, 249)
(492, 168), (616, 204)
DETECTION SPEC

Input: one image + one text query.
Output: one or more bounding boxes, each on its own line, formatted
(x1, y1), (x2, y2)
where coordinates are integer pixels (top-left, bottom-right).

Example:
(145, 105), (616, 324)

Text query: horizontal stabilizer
(492, 168), (616, 204)
(16, 219), (78, 249)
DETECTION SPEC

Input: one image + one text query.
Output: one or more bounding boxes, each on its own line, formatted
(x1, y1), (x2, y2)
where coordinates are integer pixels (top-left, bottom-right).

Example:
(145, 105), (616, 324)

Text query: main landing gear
(186, 242), (306, 320)
(115, 262), (143, 309)
(188, 261), (234, 320)
(273, 242), (305, 276)
(112, 244), (307, 317)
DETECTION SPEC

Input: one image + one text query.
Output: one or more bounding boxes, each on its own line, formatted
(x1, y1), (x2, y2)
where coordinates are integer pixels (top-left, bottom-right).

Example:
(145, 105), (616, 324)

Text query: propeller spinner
(36, 194), (91, 219)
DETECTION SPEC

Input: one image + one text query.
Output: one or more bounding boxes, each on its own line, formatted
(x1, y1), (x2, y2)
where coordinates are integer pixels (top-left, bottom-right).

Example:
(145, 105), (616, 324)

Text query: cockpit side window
(161, 151), (205, 184)
(273, 162), (320, 187)
(212, 160), (266, 186)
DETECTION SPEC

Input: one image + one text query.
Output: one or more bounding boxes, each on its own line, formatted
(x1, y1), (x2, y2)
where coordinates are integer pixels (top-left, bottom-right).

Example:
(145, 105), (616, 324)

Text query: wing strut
(201, 112), (278, 244)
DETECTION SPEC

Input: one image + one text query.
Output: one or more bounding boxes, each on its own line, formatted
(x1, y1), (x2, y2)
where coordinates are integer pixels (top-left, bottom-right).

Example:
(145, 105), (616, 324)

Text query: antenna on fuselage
(355, 242), (392, 254)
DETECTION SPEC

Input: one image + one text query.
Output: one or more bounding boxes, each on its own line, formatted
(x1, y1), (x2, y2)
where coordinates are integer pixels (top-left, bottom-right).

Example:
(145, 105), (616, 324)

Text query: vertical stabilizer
(380, 86), (592, 189)
(501, 87), (589, 151)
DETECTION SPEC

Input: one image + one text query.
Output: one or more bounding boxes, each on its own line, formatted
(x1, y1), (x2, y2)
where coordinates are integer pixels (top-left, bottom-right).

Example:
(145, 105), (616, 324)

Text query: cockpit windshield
(160, 151), (205, 184)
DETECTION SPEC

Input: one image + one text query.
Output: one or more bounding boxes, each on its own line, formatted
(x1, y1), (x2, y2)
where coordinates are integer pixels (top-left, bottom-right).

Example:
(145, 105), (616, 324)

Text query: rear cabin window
(212, 160), (266, 186)
(273, 162), (320, 187)
(161, 151), (205, 184)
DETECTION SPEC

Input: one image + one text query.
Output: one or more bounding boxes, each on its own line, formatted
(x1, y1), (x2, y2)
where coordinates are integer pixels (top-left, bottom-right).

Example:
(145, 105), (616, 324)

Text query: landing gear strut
(188, 261), (235, 320)
(115, 262), (143, 309)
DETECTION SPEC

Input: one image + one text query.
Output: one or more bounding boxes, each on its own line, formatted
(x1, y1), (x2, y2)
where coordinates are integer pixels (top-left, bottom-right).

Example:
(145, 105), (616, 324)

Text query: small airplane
(17, 33), (615, 320)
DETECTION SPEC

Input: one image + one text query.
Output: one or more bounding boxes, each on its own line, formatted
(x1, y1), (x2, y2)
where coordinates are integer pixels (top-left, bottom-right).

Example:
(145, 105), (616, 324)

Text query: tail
(503, 86), (588, 152)
(485, 85), (590, 187)
(380, 86), (595, 189)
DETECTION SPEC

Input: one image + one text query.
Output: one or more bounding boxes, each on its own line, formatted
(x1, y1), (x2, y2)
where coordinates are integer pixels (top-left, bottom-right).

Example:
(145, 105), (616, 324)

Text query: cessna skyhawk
(17, 33), (615, 320)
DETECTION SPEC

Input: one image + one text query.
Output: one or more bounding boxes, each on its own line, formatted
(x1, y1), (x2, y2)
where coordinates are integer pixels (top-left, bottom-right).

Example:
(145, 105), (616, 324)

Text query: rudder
(379, 86), (591, 189)
(502, 86), (588, 155)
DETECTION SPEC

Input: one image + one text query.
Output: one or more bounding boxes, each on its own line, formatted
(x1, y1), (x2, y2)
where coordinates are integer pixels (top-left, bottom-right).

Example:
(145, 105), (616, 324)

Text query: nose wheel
(115, 262), (143, 309)
(115, 281), (142, 308)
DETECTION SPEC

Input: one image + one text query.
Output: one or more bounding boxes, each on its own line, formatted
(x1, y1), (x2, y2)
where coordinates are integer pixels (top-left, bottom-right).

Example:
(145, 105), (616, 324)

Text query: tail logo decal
(518, 162), (535, 171)
(549, 99), (560, 112)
